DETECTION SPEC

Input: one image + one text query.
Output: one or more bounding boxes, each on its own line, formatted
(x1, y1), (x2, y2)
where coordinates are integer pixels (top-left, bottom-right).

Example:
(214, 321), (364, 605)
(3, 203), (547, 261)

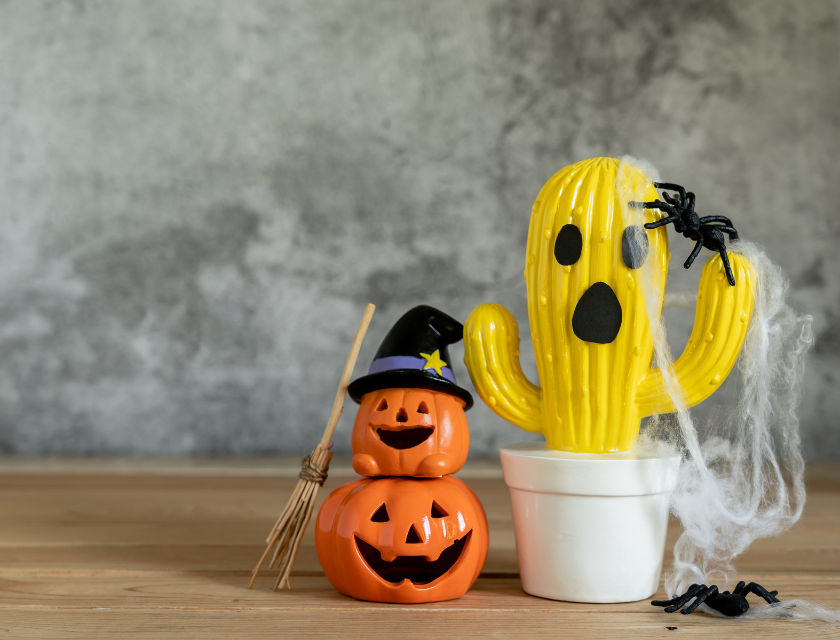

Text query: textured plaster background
(0, 1), (838, 457)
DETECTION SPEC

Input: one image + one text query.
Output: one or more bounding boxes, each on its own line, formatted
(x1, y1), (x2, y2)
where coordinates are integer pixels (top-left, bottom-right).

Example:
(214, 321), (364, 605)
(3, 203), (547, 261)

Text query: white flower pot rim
(500, 442), (682, 497)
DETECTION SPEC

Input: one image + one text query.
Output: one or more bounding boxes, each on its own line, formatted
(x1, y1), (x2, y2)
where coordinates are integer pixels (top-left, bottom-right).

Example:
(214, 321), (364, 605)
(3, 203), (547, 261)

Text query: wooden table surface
(1, 457), (838, 639)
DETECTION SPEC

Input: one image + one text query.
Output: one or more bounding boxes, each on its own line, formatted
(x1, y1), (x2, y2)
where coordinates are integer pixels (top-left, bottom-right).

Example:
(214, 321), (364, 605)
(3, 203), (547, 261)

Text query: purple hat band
(367, 355), (456, 384)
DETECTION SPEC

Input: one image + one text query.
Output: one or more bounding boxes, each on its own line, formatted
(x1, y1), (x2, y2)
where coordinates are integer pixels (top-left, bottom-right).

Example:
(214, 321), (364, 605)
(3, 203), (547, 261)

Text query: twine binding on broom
(299, 452), (330, 485)
(249, 303), (375, 590)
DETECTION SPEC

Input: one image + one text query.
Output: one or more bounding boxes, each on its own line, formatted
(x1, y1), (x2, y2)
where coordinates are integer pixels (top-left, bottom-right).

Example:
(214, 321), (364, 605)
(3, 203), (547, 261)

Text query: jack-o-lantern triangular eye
(431, 501), (448, 518)
(376, 398), (388, 411)
(371, 504), (390, 522)
(417, 401), (429, 414)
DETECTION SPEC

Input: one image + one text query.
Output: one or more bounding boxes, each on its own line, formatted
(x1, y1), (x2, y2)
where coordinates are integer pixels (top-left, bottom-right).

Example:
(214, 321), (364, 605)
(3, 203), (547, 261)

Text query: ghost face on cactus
(464, 157), (755, 453)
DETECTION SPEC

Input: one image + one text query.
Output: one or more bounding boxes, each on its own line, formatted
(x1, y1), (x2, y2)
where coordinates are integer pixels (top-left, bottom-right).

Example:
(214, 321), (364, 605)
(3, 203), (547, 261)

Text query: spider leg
(733, 581), (746, 595)
(629, 200), (676, 217)
(651, 584), (699, 607)
(662, 191), (679, 206)
(685, 192), (696, 214)
(684, 237), (704, 270)
(644, 215), (680, 230)
(719, 247), (736, 286)
(714, 225), (739, 241)
(652, 584), (704, 612)
(740, 582), (781, 604)
(654, 182), (688, 205)
(681, 585), (719, 615)
(698, 215), (734, 227)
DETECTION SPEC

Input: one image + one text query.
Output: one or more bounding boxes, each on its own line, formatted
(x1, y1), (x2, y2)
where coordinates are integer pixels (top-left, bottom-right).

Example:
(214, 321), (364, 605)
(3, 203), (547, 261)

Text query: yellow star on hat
(419, 349), (447, 377)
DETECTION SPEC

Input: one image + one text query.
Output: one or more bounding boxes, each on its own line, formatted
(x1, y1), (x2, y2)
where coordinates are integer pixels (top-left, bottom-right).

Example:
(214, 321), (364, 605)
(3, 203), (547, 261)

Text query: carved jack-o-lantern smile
(352, 388), (469, 477)
(355, 509), (472, 585)
(372, 396), (435, 450)
(315, 476), (489, 603)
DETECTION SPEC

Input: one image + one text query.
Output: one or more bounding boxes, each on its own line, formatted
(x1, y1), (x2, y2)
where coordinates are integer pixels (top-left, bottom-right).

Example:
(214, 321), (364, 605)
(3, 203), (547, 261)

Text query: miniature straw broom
(249, 302), (375, 590)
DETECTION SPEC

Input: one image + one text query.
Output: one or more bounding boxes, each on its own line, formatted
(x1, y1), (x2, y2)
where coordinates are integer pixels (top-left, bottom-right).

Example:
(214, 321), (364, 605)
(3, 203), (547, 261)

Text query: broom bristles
(250, 444), (333, 590)
(249, 303), (374, 591)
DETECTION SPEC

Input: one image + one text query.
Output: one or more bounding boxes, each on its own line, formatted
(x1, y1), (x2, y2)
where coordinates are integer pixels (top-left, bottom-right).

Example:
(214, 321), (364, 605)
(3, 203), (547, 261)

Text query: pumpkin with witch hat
(316, 305), (488, 603)
(348, 305), (474, 478)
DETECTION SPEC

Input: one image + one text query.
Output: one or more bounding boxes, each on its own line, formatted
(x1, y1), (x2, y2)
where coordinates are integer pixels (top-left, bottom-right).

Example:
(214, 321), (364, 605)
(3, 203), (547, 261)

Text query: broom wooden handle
(319, 303), (375, 449)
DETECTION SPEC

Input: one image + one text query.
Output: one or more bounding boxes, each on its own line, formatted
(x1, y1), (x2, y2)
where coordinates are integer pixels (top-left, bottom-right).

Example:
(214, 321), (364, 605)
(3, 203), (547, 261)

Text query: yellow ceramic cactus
(464, 157), (755, 453)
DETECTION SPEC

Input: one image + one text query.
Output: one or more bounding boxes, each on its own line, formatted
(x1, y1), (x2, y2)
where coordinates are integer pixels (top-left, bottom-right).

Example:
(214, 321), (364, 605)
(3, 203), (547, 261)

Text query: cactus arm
(464, 303), (543, 433)
(636, 252), (755, 416)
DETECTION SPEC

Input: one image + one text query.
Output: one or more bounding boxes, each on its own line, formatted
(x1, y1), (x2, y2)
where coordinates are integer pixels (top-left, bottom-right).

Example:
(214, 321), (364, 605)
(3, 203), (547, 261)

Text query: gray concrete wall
(0, 0), (838, 458)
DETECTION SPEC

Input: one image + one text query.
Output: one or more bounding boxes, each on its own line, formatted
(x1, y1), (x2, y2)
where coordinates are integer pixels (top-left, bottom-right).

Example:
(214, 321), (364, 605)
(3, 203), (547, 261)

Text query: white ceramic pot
(500, 443), (681, 603)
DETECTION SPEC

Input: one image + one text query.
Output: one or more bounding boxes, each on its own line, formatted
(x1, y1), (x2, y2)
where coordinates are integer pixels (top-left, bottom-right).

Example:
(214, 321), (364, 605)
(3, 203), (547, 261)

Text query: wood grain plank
(0, 572), (837, 611)
(0, 458), (837, 638)
(0, 544), (521, 575)
(4, 608), (839, 640)
(0, 456), (506, 478)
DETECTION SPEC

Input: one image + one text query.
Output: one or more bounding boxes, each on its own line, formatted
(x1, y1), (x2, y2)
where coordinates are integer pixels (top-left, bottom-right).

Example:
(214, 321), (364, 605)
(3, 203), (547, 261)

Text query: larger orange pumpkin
(315, 475), (489, 603)
(351, 387), (469, 477)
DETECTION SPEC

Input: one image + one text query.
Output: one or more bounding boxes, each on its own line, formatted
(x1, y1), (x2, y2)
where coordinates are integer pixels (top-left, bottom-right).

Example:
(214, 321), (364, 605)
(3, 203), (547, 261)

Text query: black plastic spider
(651, 580), (782, 616)
(630, 182), (739, 286)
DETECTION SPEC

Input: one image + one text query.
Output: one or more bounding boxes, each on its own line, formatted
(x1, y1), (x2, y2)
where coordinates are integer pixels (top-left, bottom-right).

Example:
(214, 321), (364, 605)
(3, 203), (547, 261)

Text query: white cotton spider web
(616, 156), (838, 624)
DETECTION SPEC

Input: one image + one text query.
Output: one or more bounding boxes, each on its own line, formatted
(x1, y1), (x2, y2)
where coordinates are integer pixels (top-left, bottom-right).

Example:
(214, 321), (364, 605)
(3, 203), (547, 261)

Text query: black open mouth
(355, 531), (471, 585)
(571, 282), (623, 344)
(374, 426), (435, 450)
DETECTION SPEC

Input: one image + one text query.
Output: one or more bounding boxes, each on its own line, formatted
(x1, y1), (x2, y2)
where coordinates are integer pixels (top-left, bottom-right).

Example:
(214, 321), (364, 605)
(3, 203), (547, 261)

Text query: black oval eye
(371, 504), (389, 522)
(554, 224), (582, 266)
(622, 226), (649, 269)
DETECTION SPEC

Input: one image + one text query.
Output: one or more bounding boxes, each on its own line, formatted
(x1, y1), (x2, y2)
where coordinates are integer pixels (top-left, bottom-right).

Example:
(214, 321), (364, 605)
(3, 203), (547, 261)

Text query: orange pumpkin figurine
(318, 305), (486, 603)
(350, 388), (469, 477)
(315, 475), (489, 603)
(348, 306), (473, 477)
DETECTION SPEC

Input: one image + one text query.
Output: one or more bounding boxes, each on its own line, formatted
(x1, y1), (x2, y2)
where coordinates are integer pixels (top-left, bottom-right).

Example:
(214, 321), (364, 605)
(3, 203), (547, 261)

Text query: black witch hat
(348, 305), (473, 409)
